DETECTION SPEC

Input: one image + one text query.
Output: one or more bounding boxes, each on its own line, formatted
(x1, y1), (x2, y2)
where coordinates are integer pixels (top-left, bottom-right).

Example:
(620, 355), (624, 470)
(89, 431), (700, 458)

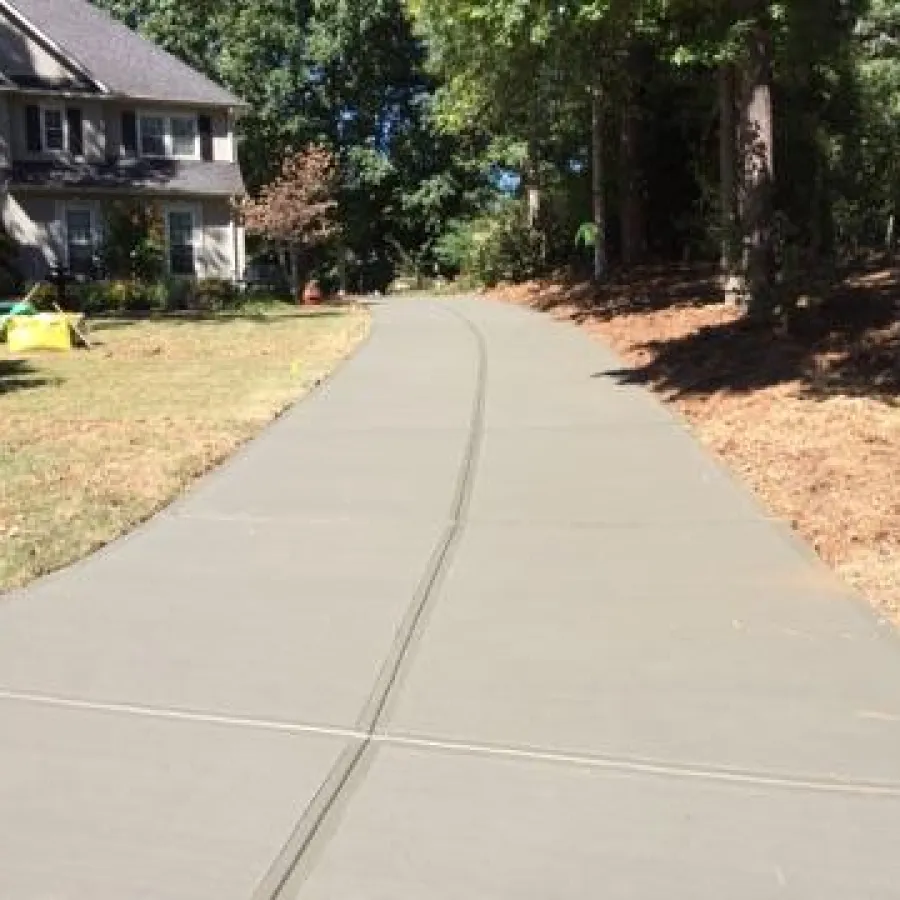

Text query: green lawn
(0, 304), (369, 592)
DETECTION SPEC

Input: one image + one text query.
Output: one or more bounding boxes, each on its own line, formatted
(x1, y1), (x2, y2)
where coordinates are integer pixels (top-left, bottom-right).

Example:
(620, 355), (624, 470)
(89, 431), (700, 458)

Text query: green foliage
(24, 282), (61, 309)
(100, 201), (166, 281)
(189, 278), (241, 311)
(90, 0), (900, 310)
(574, 222), (599, 249)
(91, 0), (484, 290)
(52, 278), (239, 315)
(436, 200), (546, 287)
(0, 222), (20, 296)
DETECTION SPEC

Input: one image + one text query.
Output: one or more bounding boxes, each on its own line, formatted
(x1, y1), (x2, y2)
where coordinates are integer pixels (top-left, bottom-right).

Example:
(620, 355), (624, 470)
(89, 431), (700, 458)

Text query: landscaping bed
(489, 269), (900, 619)
(0, 303), (369, 592)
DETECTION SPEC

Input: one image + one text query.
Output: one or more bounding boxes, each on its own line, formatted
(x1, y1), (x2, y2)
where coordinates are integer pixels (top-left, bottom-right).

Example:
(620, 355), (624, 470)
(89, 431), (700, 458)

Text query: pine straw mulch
(488, 266), (900, 619)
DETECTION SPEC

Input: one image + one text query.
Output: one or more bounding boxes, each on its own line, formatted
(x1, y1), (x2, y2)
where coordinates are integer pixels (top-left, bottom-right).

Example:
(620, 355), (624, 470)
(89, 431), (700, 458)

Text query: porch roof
(4, 159), (245, 197)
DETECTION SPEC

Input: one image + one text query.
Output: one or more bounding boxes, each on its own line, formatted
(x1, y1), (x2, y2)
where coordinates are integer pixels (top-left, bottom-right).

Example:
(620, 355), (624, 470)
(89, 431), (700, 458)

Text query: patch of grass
(0, 304), (369, 591)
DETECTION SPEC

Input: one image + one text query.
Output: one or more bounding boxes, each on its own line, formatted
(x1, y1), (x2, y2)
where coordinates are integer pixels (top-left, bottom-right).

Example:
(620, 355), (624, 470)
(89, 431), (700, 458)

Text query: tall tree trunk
(287, 246), (300, 296)
(620, 53), (644, 269)
(591, 84), (608, 282)
(526, 186), (541, 229)
(719, 62), (740, 302)
(736, 11), (776, 320)
(524, 125), (541, 227)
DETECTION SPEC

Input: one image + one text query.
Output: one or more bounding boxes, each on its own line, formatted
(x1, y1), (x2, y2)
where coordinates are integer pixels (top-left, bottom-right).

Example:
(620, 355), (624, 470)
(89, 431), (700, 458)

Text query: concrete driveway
(1, 297), (899, 899)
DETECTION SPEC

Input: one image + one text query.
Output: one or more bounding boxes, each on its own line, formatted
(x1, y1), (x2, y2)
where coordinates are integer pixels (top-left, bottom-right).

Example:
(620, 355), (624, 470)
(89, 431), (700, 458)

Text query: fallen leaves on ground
(489, 269), (900, 619)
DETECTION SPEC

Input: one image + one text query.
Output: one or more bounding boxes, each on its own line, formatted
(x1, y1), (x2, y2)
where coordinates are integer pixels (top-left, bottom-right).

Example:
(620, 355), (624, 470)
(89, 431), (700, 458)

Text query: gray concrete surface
(2, 296), (900, 898)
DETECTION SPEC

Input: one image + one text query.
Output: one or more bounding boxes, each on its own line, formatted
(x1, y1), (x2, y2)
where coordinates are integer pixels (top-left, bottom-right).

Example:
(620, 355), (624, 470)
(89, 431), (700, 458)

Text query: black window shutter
(122, 110), (138, 157)
(26, 105), (42, 153)
(67, 108), (84, 156)
(198, 115), (213, 162)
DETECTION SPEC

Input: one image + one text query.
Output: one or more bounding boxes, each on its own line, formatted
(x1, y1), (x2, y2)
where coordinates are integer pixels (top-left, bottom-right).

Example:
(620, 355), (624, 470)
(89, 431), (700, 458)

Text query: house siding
(4, 191), (241, 282)
(1, 5), (246, 285)
(5, 95), (108, 161)
(102, 102), (234, 163)
(2, 192), (60, 278)
(82, 101), (105, 162)
(212, 111), (233, 163)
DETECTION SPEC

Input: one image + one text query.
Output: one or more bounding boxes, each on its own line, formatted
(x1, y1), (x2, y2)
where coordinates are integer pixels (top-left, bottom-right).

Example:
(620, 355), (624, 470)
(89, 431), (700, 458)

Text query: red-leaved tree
(243, 145), (339, 292)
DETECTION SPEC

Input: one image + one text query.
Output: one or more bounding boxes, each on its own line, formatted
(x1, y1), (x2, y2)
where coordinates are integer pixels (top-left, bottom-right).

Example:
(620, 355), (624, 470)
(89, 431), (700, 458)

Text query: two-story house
(0, 0), (248, 283)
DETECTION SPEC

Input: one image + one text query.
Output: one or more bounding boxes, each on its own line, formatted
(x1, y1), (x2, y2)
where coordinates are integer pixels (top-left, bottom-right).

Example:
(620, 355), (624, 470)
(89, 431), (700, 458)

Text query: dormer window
(138, 112), (199, 159)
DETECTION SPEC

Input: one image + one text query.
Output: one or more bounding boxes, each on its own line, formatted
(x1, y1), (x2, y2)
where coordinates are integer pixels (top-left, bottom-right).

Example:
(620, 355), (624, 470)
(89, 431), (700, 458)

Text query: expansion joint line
(251, 302), (488, 900)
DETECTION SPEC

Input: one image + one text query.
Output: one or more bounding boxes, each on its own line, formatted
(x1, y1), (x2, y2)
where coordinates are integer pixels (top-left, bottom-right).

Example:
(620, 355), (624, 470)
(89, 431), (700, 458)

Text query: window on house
(27, 105), (84, 155)
(65, 208), (95, 275)
(171, 116), (197, 157)
(138, 113), (199, 159)
(139, 115), (166, 157)
(167, 210), (196, 276)
(42, 108), (64, 151)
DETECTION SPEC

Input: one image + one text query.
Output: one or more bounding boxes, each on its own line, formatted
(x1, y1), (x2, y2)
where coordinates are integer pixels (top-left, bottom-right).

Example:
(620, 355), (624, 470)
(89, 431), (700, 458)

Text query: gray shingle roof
(1, 0), (246, 107)
(6, 159), (245, 196)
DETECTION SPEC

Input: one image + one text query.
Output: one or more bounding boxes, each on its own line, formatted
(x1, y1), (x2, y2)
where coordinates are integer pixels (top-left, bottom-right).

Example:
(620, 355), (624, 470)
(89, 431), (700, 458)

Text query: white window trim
(59, 201), (99, 271)
(40, 104), (66, 154)
(138, 111), (200, 161)
(165, 203), (204, 277)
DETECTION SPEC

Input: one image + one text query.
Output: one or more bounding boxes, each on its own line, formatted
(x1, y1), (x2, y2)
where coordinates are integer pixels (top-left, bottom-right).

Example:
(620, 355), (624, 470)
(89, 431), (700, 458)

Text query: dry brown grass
(0, 305), (369, 591)
(490, 270), (900, 619)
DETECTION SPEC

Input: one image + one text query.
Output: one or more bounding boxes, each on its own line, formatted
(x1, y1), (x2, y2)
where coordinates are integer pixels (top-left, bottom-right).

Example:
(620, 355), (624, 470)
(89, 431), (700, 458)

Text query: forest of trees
(93, 0), (900, 316)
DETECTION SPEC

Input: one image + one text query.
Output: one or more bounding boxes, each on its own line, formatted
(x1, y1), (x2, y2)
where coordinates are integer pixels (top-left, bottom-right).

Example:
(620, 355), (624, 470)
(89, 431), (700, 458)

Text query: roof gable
(0, 5), (98, 92)
(0, 0), (245, 107)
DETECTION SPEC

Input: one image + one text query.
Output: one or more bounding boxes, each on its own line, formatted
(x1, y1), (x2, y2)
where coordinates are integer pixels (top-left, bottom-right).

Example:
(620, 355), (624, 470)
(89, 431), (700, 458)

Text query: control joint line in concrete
(370, 731), (900, 800)
(0, 689), (362, 741)
(4, 689), (899, 800)
(251, 305), (489, 900)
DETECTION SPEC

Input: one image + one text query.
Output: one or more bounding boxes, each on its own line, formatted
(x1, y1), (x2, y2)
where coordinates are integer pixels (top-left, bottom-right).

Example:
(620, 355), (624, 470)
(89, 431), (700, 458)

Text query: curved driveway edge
(1, 297), (899, 899)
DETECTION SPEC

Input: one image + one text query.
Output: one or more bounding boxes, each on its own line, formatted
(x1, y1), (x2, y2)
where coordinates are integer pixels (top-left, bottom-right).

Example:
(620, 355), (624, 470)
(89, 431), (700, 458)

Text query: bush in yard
(38, 278), (244, 316)
(0, 222), (20, 296)
(189, 278), (240, 311)
(26, 282), (61, 308)
(101, 201), (166, 281)
(435, 200), (546, 287)
(103, 280), (155, 313)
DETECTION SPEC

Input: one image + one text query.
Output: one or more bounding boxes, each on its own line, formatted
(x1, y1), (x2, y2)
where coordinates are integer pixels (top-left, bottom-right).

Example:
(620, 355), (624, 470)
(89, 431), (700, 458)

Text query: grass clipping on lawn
(0, 305), (369, 592)
(490, 272), (899, 619)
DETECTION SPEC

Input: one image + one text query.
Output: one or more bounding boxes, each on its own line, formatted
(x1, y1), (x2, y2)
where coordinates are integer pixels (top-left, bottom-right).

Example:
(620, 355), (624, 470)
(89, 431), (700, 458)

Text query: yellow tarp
(7, 313), (73, 352)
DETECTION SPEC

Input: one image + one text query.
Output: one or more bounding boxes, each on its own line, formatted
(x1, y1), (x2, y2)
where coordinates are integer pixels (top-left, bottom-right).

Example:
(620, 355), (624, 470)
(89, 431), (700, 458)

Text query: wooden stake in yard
(51, 301), (93, 350)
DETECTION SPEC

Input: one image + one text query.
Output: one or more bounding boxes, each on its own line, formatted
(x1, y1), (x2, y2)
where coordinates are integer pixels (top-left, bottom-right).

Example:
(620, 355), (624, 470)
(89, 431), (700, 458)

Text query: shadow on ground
(88, 309), (349, 332)
(527, 265), (723, 322)
(514, 265), (899, 403)
(0, 359), (54, 395)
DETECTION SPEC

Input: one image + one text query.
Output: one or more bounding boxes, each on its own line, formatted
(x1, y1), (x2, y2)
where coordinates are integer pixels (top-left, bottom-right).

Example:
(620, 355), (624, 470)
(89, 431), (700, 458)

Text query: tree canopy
(91, 0), (900, 310)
